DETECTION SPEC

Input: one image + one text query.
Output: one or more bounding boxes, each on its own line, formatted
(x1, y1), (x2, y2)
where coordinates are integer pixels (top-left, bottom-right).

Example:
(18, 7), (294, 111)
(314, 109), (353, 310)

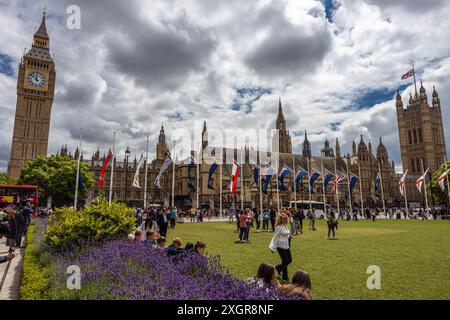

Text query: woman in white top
(269, 213), (292, 282)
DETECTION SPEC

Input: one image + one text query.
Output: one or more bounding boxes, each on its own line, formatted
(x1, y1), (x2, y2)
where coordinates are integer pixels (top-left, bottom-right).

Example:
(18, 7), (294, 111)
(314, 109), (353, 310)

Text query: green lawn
(165, 219), (450, 299)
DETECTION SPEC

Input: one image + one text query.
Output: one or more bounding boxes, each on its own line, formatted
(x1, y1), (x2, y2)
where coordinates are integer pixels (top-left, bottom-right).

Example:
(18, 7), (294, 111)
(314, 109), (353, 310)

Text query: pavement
(0, 238), (23, 300)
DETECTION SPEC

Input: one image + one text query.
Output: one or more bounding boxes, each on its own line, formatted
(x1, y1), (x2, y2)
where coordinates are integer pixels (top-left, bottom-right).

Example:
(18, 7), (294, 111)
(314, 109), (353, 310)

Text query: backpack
(0, 221), (10, 235)
(15, 208), (26, 224)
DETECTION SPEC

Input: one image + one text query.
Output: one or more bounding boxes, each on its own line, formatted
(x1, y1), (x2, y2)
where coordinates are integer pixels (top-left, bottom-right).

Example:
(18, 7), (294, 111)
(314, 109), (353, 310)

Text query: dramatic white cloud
(0, 0), (449, 172)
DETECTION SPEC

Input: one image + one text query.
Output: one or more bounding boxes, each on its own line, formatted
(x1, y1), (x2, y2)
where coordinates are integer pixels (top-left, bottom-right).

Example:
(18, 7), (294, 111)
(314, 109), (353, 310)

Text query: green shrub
(20, 224), (50, 300)
(44, 198), (135, 249)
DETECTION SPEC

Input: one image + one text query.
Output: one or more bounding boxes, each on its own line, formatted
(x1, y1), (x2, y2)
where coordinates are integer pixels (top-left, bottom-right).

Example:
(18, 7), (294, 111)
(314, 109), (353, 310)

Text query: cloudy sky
(0, 0), (449, 172)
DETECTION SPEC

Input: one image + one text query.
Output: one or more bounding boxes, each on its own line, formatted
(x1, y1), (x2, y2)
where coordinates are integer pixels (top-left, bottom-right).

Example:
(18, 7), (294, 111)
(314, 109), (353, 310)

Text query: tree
(428, 161), (450, 206)
(0, 173), (17, 185)
(19, 155), (94, 208)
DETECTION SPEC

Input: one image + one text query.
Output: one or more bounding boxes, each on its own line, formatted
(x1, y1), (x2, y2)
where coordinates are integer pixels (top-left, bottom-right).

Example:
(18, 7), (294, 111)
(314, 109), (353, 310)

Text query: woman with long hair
(247, 263), (277, 288)
(269, 213), (292, 282)
(277, 270), (312, 300)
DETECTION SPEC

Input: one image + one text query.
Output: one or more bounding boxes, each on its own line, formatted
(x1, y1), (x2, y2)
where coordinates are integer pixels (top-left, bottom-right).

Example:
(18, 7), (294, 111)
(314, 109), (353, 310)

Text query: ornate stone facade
(396, 83), (447, 203)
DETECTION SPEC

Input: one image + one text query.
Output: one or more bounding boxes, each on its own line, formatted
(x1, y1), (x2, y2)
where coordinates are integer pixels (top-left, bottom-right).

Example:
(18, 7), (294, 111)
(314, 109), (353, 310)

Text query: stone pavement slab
(0, 238), (23, 300)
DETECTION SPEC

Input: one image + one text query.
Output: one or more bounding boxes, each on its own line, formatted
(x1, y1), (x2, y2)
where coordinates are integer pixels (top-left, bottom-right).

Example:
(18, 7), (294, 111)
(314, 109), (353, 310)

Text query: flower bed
(51, 241), (300, 300)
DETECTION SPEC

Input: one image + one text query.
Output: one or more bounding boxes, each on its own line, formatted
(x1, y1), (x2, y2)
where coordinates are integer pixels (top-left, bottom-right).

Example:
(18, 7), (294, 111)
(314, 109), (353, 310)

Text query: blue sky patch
(353, 84), (409, 110)
(230, 87), (272, 113)
(322, 0), (339, 23)
(0, 53), (14, 77)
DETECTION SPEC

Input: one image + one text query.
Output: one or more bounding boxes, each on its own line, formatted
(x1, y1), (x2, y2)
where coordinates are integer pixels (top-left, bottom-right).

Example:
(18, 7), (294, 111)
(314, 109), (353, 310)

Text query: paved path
(0, 238), (23, 300)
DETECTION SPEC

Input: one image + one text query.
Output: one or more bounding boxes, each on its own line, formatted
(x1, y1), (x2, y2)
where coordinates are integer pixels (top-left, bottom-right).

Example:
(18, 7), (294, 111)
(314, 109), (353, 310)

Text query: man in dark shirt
(269, 207), (276, 232)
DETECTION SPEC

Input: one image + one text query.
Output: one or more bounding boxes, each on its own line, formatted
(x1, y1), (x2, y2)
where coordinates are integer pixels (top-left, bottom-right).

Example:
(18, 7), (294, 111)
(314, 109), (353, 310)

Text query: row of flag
(96, 149), (450, 197)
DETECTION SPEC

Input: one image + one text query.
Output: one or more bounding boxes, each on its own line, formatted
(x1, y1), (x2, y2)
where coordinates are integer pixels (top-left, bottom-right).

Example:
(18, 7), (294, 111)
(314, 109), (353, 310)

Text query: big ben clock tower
(7, 11), (56, 180)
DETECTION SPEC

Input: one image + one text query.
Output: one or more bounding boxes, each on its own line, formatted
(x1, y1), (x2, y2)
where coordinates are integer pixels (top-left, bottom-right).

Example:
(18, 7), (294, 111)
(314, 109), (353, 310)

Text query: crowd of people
(0, 201), (33, 264)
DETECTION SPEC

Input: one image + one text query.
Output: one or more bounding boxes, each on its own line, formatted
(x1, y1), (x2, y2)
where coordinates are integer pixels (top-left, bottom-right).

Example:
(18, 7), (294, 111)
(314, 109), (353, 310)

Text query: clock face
(27, 71), (46, 87)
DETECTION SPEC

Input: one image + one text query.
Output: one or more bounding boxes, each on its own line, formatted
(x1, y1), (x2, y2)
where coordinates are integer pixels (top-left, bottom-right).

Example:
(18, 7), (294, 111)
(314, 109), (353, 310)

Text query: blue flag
(207, 163), (218, 190)
(349, 175), (358, 196)
(323, 172), (334, 189)
(309, 170), (320, 193)
(294, 168), (307, 191)
(252, 165), (259, 187)
(374, 174), (380, 193)
(78, 172), (84, 191)
(278, 166), (292, 192)
(188, 159), (196, 192)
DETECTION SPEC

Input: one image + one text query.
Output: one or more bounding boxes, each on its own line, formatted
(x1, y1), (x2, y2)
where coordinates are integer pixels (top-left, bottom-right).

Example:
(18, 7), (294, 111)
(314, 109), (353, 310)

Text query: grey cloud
(365, 0), (445, 12)
(244, 5), (332, 79)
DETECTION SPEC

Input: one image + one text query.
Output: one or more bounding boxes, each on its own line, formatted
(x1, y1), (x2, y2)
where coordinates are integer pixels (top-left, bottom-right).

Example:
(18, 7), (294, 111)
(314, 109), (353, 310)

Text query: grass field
(165, 219), (450, 300)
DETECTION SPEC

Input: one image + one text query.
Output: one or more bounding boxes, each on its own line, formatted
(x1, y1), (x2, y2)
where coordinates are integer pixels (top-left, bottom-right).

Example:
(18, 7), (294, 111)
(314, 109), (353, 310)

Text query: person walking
(170, 206), (177, 229)
(157, 209), (169, 238)
(262, 208), (270, 232)
(294, 208), (303, 235)
(307, 208), (316, 231)
(238, 210), (248, 243)
(244, 209), (253, 242)
(269, 213), (292, 283)
(326, 209), (338, 239)
(269, 207), (276, 232)
(255, 209), (261, 231)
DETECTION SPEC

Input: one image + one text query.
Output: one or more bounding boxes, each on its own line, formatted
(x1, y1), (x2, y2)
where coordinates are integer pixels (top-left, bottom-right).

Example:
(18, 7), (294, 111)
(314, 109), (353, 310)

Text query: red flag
(401, 69), (414, 80)
(230, 160), (240, 193)
(98, 151), (113, 189)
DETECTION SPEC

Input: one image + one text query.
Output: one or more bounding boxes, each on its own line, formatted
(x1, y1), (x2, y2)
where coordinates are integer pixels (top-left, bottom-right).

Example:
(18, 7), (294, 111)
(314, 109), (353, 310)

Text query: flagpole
(276, 153), (280, 213)
(358, 161), (364, 217)
(404, 172), (409, 217)
(259, 153), (263, 216)
(144, 135), (149, 208)
(335, 158), (339, 215)
(413, 64), (418, 97)
(321, 158), (326, 214)
(171, 140), (176, 208)
(196, 144), (200, 210)
(378, 160), (386, 215)
(220, 158), (223, 220)
(307, 157), (312, 213)
(109, 131), (116, 206)
(346, 158), (352, 215)
(293, 154), (297, 210)
(240, 148), (244, 211)
(443, 155), (450, 206)
(420, 159), (430, 215)
(74, 127), (83, 211)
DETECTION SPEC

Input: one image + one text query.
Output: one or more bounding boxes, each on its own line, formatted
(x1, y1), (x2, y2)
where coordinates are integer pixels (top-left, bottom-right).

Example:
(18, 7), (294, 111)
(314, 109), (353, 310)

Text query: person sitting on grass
(184, 241), (195, 253)
(156, 236), (167, 249)
(247, 263), (278, 289)
(144, 231), (158, 247)
(167, 237), (186, 256)
(0, 222), (15, 264)
(194, 241), (207, 255)
(277, 270), (312, 300)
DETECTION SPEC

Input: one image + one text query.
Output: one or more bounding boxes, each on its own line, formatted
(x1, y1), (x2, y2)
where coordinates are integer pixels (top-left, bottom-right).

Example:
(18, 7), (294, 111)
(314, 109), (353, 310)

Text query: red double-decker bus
(0, 185), (39, 214)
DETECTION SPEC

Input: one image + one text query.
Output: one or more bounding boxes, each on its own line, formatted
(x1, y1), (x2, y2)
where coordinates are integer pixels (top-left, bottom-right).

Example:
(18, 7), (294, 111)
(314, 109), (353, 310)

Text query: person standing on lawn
(157, 209), (169, 238)
(269, 213), (292, 283)
(326, 209), (338, 239)
(238, 210), (248, 242)
(270, 207), (276, 232)
(170, 206), (177, 229)
(262, 207), (270, 232)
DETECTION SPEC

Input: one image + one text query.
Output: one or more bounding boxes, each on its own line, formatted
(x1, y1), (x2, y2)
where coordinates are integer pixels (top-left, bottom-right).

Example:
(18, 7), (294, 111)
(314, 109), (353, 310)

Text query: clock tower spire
(7, 11), (56, 180)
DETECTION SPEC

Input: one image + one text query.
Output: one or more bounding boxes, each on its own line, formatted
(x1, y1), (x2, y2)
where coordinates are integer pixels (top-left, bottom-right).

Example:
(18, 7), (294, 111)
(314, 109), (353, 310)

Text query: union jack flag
(154, 151), (172, 189)
(331, 171), (346, 194)
(401, 68), (414, 80)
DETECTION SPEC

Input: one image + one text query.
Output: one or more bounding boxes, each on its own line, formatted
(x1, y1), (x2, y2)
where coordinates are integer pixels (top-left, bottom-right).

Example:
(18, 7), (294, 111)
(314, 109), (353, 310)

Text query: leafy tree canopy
(19, 155), (93, 208)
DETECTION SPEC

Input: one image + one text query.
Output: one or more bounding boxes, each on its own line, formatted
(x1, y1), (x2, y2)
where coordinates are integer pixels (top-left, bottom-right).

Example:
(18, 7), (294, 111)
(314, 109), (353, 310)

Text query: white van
(289, 201), (331, 219)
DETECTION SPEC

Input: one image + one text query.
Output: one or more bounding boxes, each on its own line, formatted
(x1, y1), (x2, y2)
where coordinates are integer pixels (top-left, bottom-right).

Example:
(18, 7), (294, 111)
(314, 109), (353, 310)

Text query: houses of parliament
(6, 12), (448, 208)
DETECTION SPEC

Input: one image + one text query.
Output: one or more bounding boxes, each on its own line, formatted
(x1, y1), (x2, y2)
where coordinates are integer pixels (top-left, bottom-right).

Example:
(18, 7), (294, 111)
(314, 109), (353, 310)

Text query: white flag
(132, 155), (145, 189)
(399, 170), (408, 197)
(438, 169), (450, 192)
(415, 168), (429, 193)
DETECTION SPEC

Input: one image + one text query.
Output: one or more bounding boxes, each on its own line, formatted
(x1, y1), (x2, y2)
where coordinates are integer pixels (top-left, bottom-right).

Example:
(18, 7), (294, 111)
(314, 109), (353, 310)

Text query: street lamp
(124, 146), (131, 204)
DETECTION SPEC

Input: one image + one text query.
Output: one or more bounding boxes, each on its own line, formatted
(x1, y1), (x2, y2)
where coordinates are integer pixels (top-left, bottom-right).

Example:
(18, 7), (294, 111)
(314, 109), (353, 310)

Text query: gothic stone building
(8, 12), (56, 180)
(79, 100), (400, 210)
(396, 83), (447, 204)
